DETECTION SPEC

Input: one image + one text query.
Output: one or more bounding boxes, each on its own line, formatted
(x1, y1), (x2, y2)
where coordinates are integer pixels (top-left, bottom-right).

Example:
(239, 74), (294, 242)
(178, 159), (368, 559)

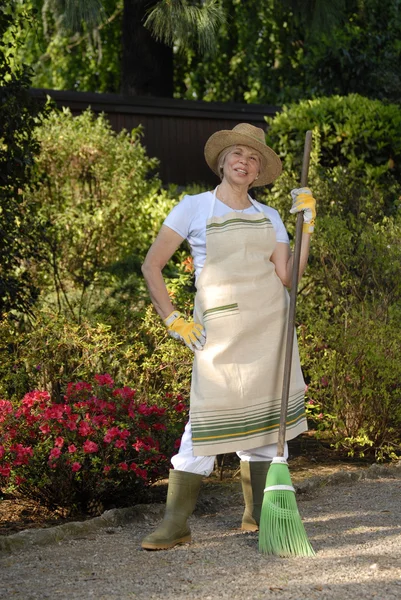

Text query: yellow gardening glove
(290, 187), (317, 234)
(164, 311), (206, 352)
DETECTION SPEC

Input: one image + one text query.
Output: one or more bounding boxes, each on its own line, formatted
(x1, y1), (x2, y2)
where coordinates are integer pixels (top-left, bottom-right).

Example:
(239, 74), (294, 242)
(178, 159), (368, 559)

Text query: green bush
(301, 305), (401, 461)
(0, 2), (51, 316)
(257, 95), (401, 459)
(0, 303), (194, 405)
(0, 107), (197, 407)
(266, 95), (401, 190)
(27, 107), (176, 321)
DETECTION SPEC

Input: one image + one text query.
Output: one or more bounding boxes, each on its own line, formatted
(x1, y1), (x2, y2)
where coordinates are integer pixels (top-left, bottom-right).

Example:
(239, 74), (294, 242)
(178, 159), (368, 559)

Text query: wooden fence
(30, 88), (279, 187)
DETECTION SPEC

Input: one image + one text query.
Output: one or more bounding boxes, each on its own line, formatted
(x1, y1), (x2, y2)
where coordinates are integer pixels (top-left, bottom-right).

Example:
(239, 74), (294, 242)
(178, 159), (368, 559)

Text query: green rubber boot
(240, 460), (271, 532)
(141, 469), (203, 550)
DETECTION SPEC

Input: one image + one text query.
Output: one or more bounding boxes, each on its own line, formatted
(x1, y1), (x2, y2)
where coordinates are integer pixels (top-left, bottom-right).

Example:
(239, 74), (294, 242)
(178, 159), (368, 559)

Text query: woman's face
(222, 145), (261, 186)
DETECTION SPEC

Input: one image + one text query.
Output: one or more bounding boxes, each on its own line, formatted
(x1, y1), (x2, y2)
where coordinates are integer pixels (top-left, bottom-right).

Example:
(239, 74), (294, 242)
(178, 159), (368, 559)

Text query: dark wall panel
(30, 89), (279, 187)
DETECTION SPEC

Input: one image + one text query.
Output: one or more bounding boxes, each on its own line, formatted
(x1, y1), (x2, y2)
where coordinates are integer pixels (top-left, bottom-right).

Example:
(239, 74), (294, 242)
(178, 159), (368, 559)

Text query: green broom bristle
(258, 460), (315, 558)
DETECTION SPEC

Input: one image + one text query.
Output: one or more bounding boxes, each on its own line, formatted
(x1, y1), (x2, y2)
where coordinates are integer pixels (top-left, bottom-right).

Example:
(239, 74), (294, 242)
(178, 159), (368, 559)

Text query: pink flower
(92, 415), (108, 427)
(132, 436), (159, 452)
(21, 390), (50, 408)
(103, 465), (111, 474)
(49, 447), (61, 460)
(0, 445), (5, 459)
(11, 444), (33, 466)
(78, 421), (93, 436)
(68, 444), (77, 453)
(106, 426), (120, 439)
(130, 463), (148, 480)
(174, 438), (181, 449)
(119, 462), (128, 471)
(39, 423), (51, 435)
(83, 440), (98, 454)
(114, 439), (127, 450)
(152, 423), (166, 431)
(174, 402), (187, 413)
(15, 476), (26, 486)
(65, 381), (92, 399)
(0, 400), (13, 422)
(113, 386), (136, 400)
(138, 404), (166, 417)
(55, 436), (64, 448)
(137, 404), (152, 416)
(0, 465), (11, 477)
(137, 468), (147, 480)
(71, 462), (81, 472)
(94, 373), (114, 387)
(43, 404), (64, 420)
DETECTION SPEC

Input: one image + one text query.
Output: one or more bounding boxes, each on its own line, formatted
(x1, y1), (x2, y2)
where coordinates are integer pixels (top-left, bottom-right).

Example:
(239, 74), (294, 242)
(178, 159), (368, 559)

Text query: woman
(141, 123), (316, 550)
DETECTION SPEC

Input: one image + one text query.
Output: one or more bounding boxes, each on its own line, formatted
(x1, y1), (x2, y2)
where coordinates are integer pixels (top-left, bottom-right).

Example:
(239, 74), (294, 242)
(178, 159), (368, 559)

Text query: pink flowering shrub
(0, 375), (188, 513)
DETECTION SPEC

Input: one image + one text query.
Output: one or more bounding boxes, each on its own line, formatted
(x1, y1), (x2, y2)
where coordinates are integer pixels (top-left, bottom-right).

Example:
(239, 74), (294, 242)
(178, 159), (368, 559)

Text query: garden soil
(1, 459), (401, 600)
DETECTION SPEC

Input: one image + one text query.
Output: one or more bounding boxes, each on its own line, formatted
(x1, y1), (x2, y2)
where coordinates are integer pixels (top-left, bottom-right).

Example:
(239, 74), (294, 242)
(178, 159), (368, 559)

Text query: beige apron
(190, 189), (307, 456)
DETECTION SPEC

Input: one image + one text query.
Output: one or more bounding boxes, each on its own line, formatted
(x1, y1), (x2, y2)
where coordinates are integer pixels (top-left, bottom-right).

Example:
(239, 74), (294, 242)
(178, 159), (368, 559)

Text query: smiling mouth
(235, 168), (248, 175)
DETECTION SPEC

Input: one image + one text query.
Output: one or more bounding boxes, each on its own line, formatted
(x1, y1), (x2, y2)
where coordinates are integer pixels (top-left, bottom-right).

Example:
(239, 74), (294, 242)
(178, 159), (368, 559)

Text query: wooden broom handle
(277, 130), (313, 457)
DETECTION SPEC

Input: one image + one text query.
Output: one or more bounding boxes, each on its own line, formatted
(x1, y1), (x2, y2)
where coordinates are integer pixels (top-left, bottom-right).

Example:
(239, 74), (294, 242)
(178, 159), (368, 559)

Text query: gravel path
(1, 464), (401, 600)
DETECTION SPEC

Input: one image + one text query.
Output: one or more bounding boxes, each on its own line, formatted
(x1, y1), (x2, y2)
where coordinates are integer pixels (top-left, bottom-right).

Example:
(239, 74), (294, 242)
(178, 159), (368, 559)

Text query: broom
(259, 130), (315, 558)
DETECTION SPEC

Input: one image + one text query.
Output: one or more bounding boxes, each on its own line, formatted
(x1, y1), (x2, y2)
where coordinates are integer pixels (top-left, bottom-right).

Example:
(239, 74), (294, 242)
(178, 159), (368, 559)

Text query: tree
(8, 1), (400, 103)
(20, 0), (224, 97)
(177, 0), (401, 103)
(121, 0), (174, 96)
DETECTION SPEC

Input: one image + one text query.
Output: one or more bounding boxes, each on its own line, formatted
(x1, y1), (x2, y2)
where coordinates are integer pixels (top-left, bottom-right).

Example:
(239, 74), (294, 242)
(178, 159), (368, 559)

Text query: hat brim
(204, 130), (282, 186)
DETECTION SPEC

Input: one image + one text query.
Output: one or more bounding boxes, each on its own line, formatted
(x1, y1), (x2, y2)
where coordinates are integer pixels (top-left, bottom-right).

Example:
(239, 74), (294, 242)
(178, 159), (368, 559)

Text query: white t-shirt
(164, 191), (289, 281)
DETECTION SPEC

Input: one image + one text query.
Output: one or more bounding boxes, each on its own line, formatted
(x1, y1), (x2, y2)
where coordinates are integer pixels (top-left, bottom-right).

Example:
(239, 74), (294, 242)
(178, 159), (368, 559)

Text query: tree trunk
(121, 0), (174, 97)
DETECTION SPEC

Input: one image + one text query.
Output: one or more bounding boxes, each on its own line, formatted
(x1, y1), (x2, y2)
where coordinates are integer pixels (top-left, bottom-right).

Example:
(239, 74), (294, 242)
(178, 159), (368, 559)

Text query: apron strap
(248, 195), (263, 213)
(208, 187), (219, 220)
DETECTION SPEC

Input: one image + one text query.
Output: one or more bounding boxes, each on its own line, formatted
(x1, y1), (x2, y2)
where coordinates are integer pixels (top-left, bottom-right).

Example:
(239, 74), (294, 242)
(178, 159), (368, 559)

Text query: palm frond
(144, 0), (225, 55)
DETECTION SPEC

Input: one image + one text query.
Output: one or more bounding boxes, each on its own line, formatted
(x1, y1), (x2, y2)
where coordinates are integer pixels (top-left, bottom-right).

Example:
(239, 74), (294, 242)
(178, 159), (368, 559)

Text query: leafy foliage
(0, 1), (51, 316)
(303, 305), (401, 461)
(6, 0), (401, 103)
(0, 107), (196, 410)
(301, 0), (401, 103)
(265, 94), (401, 187)
(0, 303), (195, 406)
(257, 95), (401, 459)
(27, 108), (173, 321)
(6, 0), (123, 93)
(176, 0), (401, 104)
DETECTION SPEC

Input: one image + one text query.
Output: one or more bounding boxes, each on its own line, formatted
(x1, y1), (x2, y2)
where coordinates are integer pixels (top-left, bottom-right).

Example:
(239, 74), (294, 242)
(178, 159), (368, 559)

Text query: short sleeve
(271, 209), (289, 244)
(163, 195), (193, 240)
(258, 204), (289, 244)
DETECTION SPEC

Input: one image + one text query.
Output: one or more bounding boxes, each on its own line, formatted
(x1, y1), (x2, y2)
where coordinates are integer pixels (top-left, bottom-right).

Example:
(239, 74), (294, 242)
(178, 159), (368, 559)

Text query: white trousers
(171, 420), (289, 477)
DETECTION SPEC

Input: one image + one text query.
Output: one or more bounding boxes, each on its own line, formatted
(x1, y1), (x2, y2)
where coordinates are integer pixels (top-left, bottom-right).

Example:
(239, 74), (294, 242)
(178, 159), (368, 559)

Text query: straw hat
(204, 123), (282, 186)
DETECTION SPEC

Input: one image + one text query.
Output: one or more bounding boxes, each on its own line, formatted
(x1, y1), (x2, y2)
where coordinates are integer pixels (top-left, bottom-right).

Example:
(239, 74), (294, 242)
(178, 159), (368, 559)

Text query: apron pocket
(203, 303), (239, 324)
